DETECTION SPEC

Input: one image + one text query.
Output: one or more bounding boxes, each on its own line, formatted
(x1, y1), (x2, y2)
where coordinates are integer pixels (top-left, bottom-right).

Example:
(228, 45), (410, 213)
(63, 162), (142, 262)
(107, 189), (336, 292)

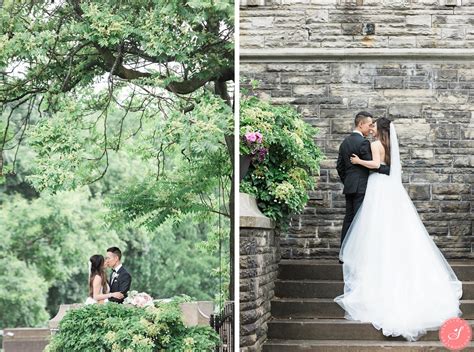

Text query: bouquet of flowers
(124, 291), (154, 307)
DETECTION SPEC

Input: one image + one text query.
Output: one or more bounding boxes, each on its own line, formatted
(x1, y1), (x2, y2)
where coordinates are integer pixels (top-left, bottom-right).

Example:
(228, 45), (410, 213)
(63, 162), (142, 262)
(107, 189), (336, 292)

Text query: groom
(336, 112), (390, 263)
(105, 246), (132, 303)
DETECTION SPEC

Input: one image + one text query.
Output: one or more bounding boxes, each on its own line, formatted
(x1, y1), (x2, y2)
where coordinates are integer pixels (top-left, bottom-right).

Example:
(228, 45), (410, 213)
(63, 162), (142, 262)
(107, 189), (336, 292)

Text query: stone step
(267, 319), (474, 342)
(271, 298), (474, 319)
(263, 339), (474, 352)
(275, 280), (474, 299)
(278, 260), (474, 282)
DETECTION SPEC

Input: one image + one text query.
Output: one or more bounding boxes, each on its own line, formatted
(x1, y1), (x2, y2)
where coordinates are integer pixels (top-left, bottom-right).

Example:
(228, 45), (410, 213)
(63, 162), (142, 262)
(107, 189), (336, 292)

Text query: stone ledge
(240, 215), (275, 229)
(240, 48), (474, 62)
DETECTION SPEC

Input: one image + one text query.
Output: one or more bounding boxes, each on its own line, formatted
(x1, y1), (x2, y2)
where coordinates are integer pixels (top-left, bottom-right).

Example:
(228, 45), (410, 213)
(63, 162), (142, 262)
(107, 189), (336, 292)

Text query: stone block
(405, 184), (431, 200)
(374, 77), (404, 89)
(449, 222), (472, 237)
(454, 156), (474, 167)
(441, 28), (465, 40)
(437, 91), (470, 105)
(433, 183), (470, 195)
(440, 201), (471, 212)
(406, 15), (432, 27)
(331, 119), (353, 134)
(411, 149), (434, 159)
(434, 124), (460, 139)
(439, 0), (462, 5)
(292, 85), (327, 97)
(388, 36), (417, 48)
(388, 104), (422, 118)
(267, 64), (330, 73)
(305, 9), (329, 23)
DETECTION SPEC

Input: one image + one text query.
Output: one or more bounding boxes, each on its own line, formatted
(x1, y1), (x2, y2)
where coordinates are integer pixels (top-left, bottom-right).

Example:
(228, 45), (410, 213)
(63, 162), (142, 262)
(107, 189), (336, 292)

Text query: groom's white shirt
(112, 264), (122, 281)
(353, 130), (363, 136)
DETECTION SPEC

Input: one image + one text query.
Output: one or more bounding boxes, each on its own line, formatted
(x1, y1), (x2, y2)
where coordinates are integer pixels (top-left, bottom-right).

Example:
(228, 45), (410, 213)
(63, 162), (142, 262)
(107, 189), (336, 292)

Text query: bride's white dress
(85, 279), (110, 305)
(334, 124), (463, 342)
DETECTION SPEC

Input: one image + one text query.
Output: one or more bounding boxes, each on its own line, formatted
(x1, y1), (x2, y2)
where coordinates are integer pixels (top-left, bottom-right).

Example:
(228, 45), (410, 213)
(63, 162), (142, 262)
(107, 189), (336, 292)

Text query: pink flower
(245, 132), (257, 143)
(257, 147), (268, 162)
(255, 132), (263, 143)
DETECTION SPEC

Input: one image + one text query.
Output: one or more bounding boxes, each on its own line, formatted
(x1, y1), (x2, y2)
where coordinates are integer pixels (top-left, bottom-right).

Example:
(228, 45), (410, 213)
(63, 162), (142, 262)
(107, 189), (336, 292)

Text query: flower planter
(240, 154), (253, 181)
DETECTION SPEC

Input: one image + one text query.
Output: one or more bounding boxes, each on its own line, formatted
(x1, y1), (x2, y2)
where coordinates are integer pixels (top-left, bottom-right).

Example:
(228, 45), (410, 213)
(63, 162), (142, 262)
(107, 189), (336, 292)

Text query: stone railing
(1, 328), (50, 352)
(240, 193), (280, 352)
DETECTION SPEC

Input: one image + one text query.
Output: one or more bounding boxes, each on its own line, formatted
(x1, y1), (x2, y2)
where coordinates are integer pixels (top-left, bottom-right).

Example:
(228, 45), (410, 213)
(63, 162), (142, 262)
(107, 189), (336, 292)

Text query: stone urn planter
(239, 154), (253, 181)
(224, 133), (254, 181)
(49, 303), (84, 331)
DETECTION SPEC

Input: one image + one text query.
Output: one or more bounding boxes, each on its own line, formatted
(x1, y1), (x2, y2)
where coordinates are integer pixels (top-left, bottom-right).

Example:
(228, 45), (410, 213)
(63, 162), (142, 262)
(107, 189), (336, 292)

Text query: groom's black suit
(109, 266), (132, 304)
(336, 132), (390, 246)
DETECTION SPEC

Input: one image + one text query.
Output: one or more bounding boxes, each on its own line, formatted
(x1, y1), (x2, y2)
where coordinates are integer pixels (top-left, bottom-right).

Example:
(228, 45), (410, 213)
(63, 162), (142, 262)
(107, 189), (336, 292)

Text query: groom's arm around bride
(336, 113), (390, 192)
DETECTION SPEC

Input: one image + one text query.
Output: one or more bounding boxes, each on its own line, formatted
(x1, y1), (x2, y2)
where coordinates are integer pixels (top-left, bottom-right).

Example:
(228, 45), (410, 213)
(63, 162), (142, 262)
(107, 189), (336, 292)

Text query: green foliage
(0, 190), (121, 283)
(240, 94), (325, 224)
(124, 213), (228, 303)
(0, 256), (49, 329)
(45, 299), (219, 352)
(106, 91), (232, 230)
(0, 0), (233, 98)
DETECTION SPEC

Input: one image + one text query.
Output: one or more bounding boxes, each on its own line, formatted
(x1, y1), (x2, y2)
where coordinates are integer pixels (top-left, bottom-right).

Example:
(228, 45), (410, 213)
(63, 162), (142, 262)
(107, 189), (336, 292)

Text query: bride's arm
(92, 276), (122, 301)
(351, 142), (382, 169)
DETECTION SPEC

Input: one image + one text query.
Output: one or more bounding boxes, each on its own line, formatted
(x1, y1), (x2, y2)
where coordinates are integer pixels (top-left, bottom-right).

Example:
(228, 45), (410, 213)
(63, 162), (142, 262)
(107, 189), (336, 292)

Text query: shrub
(45, 298), (219, 352)
(240, 94), (324, 225)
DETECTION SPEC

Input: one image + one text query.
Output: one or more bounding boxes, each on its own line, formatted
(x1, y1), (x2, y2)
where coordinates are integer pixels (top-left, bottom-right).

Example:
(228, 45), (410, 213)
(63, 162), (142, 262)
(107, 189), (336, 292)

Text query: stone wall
(241, 0), (474, 49)
(240, 1), (473, 259)
(240, 194), (280, 351)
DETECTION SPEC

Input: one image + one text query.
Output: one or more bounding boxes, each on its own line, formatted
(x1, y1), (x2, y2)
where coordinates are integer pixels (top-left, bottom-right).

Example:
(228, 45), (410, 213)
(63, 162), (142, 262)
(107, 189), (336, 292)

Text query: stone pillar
(49, 303), (83, 331)
(239, 193), (279, 351)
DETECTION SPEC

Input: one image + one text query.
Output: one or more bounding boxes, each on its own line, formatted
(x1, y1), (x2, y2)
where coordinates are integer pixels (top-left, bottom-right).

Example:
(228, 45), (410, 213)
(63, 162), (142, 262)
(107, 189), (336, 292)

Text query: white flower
(124, 291), (154, 307)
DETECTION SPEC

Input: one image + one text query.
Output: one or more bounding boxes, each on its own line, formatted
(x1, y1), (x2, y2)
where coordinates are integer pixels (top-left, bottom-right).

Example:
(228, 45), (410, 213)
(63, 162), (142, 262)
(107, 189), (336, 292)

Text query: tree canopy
(0, 0), (234, 175)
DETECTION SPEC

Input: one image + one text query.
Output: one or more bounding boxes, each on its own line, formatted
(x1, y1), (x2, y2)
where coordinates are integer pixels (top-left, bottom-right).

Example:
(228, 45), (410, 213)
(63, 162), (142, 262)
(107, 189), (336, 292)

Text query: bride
(334, 117), (463, 341)
(85, 254), (123, 304)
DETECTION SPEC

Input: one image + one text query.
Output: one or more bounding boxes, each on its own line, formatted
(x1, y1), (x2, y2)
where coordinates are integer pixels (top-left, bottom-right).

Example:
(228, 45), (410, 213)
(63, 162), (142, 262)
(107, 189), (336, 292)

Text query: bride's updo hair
(89, 254), (107, 298)
(376, 117), (392, 165)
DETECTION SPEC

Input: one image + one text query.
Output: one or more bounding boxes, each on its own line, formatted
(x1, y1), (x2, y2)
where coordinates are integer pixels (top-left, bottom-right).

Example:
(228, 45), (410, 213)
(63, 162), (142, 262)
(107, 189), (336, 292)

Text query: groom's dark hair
(354, 111), (373, 127)
(107, 246), (122, 260)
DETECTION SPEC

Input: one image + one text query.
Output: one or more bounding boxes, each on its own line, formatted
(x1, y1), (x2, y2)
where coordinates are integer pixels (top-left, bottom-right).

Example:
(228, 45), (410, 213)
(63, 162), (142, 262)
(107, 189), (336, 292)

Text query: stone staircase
(263, 260), (474, 351)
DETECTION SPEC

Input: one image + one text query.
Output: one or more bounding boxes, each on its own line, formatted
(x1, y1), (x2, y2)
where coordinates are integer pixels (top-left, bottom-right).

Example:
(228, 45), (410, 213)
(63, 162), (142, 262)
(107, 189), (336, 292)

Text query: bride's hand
(350, 154), (361, 164)
(110, 292), (124, 299)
